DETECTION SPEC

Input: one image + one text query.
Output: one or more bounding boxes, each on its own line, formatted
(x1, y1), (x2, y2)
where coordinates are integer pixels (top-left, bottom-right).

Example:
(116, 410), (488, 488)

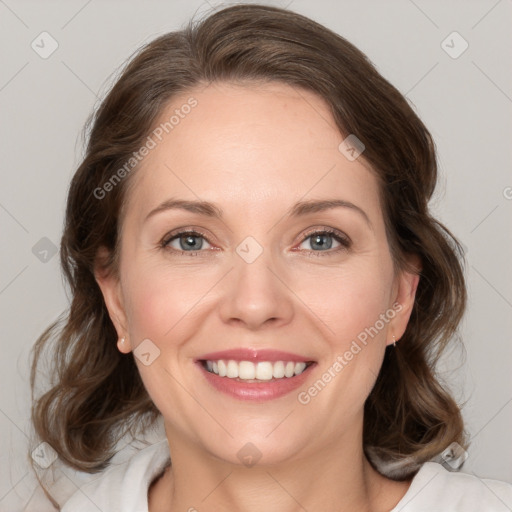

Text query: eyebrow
(144, 198), (372, 228)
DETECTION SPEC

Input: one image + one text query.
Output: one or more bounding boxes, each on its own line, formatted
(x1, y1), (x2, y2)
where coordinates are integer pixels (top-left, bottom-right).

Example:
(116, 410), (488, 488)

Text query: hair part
(31, 3), (467, 482)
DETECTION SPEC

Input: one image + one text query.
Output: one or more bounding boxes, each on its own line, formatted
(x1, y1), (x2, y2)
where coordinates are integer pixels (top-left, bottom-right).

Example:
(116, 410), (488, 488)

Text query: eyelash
(160, 227), (351, 258)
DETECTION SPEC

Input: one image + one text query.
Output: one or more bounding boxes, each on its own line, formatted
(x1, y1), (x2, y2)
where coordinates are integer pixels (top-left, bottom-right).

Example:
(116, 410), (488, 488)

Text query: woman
(30, 4), (512, 511)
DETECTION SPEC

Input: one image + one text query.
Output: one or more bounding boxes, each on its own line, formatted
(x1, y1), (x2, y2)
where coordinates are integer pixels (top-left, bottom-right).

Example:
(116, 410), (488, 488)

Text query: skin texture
(95, 81), (420, 512)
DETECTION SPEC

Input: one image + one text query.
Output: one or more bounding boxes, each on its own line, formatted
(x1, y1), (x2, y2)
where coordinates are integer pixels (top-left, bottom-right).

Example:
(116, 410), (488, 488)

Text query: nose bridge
(218, 235), (294, 329)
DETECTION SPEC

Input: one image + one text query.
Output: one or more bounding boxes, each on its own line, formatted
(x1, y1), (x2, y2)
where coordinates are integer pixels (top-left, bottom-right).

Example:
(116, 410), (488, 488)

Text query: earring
(118, 337), (127, 351)
(392, 335), (396, 347)
(117, 336), (129, 353)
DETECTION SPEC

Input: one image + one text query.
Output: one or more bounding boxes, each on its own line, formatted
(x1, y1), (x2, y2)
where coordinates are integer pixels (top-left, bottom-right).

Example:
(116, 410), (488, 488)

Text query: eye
(161, 230), (213, 256)
(160, 227), (351, 257)
(296, 228), (351, 256)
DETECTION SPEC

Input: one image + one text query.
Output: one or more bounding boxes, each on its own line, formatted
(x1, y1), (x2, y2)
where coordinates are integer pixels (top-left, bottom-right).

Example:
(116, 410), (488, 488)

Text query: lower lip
(197, 362), (315, 401)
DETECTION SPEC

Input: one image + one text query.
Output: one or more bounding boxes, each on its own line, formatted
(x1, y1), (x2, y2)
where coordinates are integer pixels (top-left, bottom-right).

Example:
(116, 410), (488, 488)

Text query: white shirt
(61, 439), (512, 511)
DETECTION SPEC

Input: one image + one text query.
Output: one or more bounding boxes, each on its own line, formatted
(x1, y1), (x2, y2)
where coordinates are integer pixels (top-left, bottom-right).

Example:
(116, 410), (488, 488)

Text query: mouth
(195, 349), (317, 401)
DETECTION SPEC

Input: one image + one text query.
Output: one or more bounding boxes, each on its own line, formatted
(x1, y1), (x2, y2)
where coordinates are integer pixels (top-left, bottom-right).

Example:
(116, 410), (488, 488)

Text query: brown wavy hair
(30, 2), (468, 485)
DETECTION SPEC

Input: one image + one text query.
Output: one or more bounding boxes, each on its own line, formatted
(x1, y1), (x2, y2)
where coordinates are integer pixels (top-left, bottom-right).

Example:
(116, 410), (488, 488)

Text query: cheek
(294, 257), (394, 345)
(296, 264), (394, 416)
(124, 268), (204, 342)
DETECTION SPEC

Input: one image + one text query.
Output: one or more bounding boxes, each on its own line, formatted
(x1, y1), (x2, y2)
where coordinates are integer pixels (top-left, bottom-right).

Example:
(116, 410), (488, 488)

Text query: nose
(218, 244), (295, 331)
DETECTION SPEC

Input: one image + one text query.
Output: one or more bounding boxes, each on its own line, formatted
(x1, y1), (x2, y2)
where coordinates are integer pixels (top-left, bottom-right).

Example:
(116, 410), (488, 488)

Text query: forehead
(123, 81), (381, 227)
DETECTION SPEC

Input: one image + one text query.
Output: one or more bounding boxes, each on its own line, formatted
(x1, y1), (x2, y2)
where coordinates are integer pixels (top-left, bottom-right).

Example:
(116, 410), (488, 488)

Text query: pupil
(182, 235), (201, 250)
(312, 234), (332, 250)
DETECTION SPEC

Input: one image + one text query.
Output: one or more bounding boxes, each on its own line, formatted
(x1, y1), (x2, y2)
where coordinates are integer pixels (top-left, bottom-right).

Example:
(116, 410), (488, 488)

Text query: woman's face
(97, 81), (418, 465)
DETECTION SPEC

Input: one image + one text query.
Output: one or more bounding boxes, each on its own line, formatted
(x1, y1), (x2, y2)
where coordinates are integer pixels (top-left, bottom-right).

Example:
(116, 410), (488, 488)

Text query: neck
(149, 424), (411, 512)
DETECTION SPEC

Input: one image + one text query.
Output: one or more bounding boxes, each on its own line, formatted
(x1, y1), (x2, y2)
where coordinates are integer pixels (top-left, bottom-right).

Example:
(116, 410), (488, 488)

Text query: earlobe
(389, 255), (421, 344)
(94, 246), (130, 351)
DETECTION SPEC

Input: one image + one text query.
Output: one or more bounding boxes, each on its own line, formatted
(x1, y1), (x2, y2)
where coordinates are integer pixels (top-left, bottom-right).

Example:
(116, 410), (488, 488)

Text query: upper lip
(197, 348), (314, 363)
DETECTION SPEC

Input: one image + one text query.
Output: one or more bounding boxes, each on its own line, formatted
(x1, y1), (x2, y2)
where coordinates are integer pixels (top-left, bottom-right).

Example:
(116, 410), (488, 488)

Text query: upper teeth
(205, 360), (307, 380)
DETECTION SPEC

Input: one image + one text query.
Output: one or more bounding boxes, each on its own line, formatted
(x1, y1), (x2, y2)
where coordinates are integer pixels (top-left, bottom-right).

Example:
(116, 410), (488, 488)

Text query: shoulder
(61, 439), (171, 512)
(392, 462), (512, 512)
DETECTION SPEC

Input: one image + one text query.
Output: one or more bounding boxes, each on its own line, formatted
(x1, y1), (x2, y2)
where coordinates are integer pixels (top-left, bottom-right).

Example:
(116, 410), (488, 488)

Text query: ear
(387, 253), (421, 346)
(94, 246), (132, 354)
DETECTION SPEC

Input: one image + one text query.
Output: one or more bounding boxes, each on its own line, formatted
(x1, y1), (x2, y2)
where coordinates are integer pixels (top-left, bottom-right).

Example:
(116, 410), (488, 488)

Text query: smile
(202, 359), (311, 381)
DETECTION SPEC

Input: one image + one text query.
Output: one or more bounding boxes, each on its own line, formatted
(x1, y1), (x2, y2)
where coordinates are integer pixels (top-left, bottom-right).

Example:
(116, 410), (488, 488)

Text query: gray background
(1, 0), (511, 510)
